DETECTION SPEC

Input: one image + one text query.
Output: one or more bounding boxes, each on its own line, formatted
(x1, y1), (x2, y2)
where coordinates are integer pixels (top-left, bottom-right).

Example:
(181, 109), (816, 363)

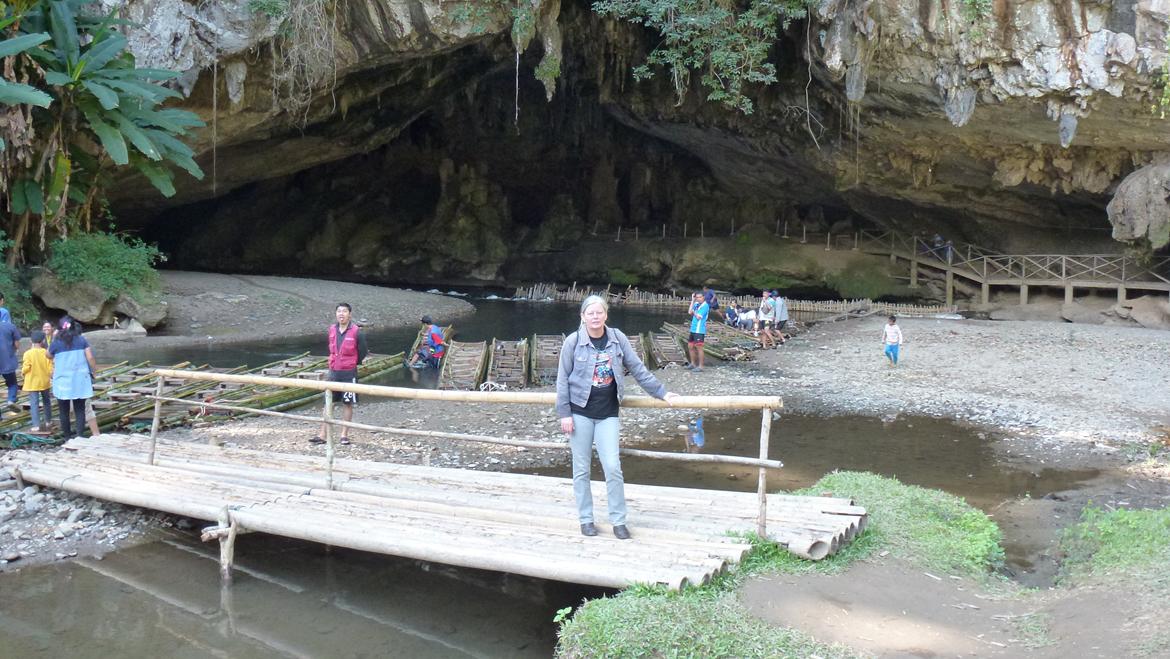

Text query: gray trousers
(570, 414), (626, 525)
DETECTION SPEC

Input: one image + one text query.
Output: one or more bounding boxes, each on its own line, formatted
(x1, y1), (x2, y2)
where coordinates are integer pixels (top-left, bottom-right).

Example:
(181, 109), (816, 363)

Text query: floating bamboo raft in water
(408, 325), (453, 361)
(485, 339), (528, 390)
(529, 334), (564, 385)
(3, 435), (868, 589)
(438, 341), (488, 390)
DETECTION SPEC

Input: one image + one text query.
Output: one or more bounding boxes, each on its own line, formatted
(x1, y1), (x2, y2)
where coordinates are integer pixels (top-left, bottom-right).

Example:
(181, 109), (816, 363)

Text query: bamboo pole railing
(146, 368), (784, 557)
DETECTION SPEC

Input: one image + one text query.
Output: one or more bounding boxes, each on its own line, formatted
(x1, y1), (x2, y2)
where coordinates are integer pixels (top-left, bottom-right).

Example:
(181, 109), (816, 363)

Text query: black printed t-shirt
(570, 334), (619, 420)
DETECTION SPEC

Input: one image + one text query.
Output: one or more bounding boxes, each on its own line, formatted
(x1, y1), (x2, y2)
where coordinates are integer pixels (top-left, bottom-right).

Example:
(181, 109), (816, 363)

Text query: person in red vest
(312, 302), (367, 446)
(408, 315), (446, 369)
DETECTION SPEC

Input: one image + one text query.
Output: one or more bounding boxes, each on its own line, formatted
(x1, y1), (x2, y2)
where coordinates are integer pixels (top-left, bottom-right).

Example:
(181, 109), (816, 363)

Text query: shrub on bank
(46, 232), (163, 301)
(555, 471), (1004, 658)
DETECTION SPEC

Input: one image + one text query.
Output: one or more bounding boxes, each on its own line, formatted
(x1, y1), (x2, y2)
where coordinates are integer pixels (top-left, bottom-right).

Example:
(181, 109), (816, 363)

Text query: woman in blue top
(48, 317), (98, 438)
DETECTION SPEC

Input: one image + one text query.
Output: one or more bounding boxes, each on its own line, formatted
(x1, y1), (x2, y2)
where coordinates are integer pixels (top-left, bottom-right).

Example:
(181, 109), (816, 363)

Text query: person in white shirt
(882, 316), (903, 366)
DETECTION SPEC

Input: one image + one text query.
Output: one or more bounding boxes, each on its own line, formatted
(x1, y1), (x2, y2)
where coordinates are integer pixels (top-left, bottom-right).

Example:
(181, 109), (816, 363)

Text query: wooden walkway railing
(0, 369), (869, 590)
(856, 230), (1170, 304)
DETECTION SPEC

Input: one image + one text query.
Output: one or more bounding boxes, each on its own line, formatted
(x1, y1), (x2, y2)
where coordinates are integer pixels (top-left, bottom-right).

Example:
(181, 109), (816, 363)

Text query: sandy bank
(85, 271), (475, 350)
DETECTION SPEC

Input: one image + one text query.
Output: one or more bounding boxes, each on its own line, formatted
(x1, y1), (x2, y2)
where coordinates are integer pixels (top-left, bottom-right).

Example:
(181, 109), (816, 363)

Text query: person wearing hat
(408, 315), (446, 369)
(311, 303), (367, 446)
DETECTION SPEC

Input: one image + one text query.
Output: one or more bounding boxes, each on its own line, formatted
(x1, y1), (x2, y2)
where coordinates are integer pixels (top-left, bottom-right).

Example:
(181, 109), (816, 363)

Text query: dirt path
(740, 559), (1153, 658)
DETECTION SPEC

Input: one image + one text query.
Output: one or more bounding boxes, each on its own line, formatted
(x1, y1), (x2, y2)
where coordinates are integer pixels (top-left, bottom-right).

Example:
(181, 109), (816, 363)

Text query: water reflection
(0, 534), (597, 658)
(684, 416), (705, 453)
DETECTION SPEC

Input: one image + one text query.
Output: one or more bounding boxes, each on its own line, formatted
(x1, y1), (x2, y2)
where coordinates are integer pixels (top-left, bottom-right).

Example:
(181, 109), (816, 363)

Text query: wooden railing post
(147, 375), (165, 466)
(324, 390), (334, 490)
(757, 408), (772, 538)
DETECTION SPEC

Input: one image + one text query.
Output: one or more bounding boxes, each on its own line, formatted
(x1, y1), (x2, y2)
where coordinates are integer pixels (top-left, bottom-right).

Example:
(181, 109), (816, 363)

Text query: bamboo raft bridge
(1, 352), (404, 444)
(2, 371), (868, 591)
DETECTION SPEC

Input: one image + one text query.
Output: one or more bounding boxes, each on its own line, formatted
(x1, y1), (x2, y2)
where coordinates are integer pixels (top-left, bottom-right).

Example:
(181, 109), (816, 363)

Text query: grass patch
(555, 471), (1004, 657)
(1009, 611), (1055, 649)
(1058, 506), (1170, 583)
(556, 589), (857, 659)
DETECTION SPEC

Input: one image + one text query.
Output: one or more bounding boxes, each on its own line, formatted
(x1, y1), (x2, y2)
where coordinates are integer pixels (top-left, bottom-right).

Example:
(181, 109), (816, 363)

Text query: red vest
(328, 323), (360, 370)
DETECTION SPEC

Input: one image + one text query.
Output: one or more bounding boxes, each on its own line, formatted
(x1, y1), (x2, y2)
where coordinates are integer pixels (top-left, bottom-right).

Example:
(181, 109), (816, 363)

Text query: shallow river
(0, 294), (1106, 657)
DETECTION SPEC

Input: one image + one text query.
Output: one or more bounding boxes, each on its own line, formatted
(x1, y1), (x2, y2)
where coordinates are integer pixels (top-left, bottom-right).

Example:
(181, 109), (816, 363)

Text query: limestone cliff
(106, 0), (1170, 288)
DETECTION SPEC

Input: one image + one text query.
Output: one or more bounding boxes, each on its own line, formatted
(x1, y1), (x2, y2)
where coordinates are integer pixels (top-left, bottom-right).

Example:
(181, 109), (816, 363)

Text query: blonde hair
(580, 295), (608, 314)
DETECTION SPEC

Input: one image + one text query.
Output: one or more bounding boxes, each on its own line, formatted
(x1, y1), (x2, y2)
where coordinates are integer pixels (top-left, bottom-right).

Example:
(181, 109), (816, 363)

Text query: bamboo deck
(438, 341), (488, 390)
(529, 334), (564, 385)
(648, 332), (688, 367)
(2, 435), (866, 590)
(485, 339), (529, 389)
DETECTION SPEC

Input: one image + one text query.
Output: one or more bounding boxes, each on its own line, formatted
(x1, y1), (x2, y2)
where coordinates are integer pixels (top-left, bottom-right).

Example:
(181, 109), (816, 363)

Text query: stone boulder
(1060, 302), (1108, 325)
(30, 271), (110, 325)
(1117, 295), (1170, 331)
(30, 270), (168, 328)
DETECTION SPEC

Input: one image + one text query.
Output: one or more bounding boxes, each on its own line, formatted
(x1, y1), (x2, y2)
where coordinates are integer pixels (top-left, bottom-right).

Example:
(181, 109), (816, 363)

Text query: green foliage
(1, 0), (203, 259)
(247, 0), (288, 19)
(46, 231), (162, 300)
(0, 233), (37, 324)
(608, 268), (642, 286)
(823, 257), (897, 299)
(959, 0), (993, 23)
(592, 0), (809, 114)
(1155, 33), (1170, 118)
(1058, 506), (1170, 583)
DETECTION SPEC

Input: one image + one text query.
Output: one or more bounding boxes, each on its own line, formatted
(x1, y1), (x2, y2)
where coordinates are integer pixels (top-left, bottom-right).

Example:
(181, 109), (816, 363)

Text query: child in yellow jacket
(22, 330), (53, 432)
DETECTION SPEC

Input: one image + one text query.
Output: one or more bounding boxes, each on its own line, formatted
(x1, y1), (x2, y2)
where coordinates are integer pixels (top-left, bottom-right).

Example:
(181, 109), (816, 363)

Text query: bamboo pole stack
(2, 435), (867, 588)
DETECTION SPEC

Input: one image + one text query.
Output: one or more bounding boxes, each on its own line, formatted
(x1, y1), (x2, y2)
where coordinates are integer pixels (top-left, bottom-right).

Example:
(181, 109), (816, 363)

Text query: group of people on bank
(0, 293), (101, 439)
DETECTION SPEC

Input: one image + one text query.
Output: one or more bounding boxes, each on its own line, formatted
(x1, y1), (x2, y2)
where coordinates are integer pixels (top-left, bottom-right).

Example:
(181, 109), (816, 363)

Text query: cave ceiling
(111, 0), (1170, 275)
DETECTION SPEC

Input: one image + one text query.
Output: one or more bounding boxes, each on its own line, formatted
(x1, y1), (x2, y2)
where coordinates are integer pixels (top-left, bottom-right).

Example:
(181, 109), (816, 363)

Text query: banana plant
(1, 0), (204, 264)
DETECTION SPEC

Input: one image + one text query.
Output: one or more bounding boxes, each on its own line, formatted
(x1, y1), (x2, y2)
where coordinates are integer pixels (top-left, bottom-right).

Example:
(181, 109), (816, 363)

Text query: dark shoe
(683, 363), (694, 370)
(339, 436), (351, 446)
(613, 525), (631, 540)
(580, 523), (598, 537)
(309, 436), (325, 445)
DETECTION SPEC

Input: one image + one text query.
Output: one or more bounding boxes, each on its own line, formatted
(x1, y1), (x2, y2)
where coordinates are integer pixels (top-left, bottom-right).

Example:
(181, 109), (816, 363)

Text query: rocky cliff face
(109, 0), (1170, 288)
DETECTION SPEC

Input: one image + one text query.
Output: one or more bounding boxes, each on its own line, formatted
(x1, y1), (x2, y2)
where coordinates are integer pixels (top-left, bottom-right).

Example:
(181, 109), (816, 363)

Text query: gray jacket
(555, 326), (667, 419)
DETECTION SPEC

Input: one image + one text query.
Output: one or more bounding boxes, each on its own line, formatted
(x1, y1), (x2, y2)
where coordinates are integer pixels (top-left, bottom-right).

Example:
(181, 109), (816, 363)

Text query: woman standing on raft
(556, 295), (678, 540)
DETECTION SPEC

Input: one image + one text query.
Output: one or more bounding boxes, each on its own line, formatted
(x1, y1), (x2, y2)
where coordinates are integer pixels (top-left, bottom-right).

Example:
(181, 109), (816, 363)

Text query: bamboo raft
(438, 341), (489, 390)
(1, 353), (405, 441)
(2, 435), (868, 589)
(648, 332), (688, 367)
(663, 322), (761, 362)
(408, 325), (453, 361)
(529, 334), (564, 385)
(484, 339), (528, 390)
